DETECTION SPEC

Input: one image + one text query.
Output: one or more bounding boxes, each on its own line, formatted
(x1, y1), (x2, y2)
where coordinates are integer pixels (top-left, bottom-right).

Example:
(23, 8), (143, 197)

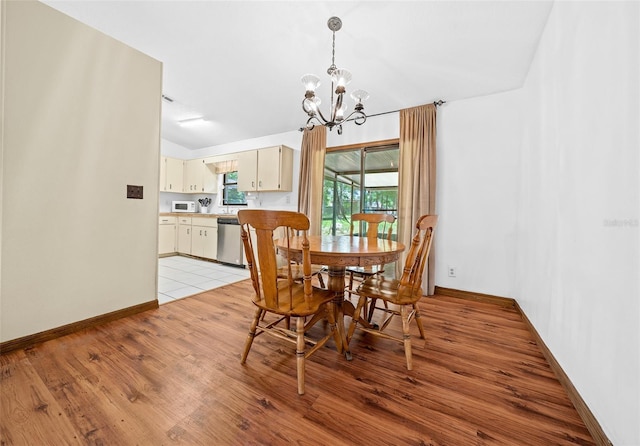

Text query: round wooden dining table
(275, 235), (405, 360)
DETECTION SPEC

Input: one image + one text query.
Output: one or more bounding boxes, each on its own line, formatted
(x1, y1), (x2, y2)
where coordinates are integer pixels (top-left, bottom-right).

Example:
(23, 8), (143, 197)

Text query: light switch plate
(127, 185), (143, 199)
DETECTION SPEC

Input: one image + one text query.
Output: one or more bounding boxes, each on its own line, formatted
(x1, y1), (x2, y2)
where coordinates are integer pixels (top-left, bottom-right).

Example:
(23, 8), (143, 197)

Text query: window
(322, 142), (399, 237)
(222, 171), (247, 205)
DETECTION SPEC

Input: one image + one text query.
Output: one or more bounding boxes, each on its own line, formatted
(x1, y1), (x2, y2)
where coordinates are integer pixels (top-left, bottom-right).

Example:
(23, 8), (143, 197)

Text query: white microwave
(172, 201), (196, 213)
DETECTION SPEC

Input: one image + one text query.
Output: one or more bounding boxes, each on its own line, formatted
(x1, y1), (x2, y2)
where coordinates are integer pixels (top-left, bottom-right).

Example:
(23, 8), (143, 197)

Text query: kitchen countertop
(160, 212), (237, 219)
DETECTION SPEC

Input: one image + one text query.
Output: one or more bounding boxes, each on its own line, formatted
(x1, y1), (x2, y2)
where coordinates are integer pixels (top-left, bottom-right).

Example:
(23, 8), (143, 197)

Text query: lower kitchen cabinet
(175, 216), (217, 260)
(158, 216), (177, 255)
(191, 217), (217, 260)
(177, 216), (192, 254)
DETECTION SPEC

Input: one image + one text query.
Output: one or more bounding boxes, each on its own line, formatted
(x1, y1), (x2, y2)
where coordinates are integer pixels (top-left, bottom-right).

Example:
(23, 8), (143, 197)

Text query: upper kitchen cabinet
(183, 159), (218, 194)
(237, 145), (293, 192)
(160, 156), (184, 192)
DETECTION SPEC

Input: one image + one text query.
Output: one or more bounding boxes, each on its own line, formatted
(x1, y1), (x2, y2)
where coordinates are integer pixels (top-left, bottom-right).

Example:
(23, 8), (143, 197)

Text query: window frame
(322, 139), (399, 236)
(222, 171), (248, 206)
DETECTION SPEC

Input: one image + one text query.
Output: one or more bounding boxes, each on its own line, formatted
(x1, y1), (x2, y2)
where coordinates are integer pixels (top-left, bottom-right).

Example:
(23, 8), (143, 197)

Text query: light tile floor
(158, 255), (251, 305)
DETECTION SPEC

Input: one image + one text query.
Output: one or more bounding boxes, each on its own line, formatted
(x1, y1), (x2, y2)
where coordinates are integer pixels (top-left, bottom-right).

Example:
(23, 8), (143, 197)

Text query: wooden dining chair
(346, 214), (437, 370)
(238, 209), (339, 395)
(346, 213), (396, 320)
(277, 226), (326, 289)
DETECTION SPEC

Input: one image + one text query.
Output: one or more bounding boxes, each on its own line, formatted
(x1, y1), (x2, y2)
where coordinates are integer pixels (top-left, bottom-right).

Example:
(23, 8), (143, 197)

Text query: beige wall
(1, 1), (162, 342)
(516, 3), (638, 443)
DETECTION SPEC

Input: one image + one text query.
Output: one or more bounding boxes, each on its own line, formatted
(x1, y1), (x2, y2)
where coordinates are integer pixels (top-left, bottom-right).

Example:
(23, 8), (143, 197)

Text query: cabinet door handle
(187, 228), (190, 235)
(204, 230), (207, 236)
(200, 229), (203, 236)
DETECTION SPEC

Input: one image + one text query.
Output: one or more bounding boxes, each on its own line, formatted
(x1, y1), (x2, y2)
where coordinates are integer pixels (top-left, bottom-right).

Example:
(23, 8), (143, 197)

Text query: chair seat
(357, 275), (423, 306)
(252, 280), (335, 317)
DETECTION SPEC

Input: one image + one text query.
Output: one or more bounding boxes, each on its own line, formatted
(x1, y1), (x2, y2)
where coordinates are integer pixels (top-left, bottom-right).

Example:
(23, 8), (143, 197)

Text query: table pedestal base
(326, 266), (353, 360)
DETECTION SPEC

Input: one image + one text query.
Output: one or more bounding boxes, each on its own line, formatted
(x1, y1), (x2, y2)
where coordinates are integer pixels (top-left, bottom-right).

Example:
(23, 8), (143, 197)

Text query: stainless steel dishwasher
(217, 217), (245, 267)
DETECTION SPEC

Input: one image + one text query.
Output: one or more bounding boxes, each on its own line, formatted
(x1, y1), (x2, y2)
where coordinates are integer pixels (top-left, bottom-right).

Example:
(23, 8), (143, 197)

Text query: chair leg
(347, 295), (368, 344)
(366, 298), (390, 322)
(400, 305), (413, 370)
(317, 271), (326, 288)
(413, 302), (426, 339)
(367, 298), (378, 322)
(319, 302), (342, 353)
(241, 307), (262, 364)
(296, 316), (306, 395)
(346, 272), (355, 301)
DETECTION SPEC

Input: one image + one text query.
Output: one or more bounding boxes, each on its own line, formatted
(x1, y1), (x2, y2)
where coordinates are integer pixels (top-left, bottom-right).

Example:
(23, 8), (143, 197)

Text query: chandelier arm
(313, 105), (331, 126)
(301, 98), (313, 115)
(332, 92), (344, 123)
(302, 98), (330, 127)
(306, 115), (325, 129)
(342, 109), (367, 125)
(330, 83), (335, 118)
(305, 117), (318, 130)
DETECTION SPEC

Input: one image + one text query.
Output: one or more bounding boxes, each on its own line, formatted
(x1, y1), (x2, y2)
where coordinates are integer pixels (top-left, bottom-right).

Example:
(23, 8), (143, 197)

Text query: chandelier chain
(331, 30), (336, 72)
(330, 30), (336, 110)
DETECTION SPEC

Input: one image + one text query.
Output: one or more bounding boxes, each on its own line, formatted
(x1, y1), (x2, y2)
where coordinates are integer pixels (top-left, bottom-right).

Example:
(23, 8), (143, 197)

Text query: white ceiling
(41, 1), (553, 150)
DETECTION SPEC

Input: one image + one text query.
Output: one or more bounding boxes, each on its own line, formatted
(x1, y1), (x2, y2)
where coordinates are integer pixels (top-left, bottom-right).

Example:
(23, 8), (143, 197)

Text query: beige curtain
(297, 126), (326, 235)
(397, 103), (437, 295)
(214, 159), (238, 174)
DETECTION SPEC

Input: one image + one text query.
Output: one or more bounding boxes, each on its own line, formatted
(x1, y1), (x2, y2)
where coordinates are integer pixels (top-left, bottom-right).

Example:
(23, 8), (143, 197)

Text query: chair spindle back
(238, 210), (312, 311)
(397, 215), (438, 302)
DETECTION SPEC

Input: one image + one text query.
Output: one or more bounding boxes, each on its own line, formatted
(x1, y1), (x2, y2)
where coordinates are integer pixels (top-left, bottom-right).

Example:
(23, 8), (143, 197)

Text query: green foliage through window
(223, 171), (247, 205)
(321, 145), (399, 236)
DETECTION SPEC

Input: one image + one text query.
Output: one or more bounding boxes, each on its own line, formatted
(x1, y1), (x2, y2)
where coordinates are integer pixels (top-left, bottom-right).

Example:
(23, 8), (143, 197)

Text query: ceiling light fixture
(177, 117), (207, 127)
(301, 16), (368, 135)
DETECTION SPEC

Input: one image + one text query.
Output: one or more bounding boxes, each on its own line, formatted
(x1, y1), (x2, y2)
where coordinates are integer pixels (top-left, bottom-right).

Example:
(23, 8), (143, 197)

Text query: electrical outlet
(448, 266), (457, 277)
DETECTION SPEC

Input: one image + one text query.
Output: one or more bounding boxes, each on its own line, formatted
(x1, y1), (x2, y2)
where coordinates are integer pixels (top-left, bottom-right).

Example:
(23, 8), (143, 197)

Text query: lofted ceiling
(41, 1), (553, 150)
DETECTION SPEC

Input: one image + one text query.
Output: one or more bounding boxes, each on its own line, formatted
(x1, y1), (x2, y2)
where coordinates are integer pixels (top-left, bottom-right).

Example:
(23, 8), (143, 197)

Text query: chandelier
(301, 16), (369, 135)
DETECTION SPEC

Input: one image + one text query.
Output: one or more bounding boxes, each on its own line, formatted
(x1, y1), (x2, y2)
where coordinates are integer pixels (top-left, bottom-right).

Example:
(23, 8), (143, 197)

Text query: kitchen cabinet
(203, 162), (217, 193)
(158, 216), (177, 255)
(160, 156), (184, 192)
(237, 145), (293, 192)
(177, 216), (192, 254)
(184, 159), (218, 194)
(191, 217), (217, 260)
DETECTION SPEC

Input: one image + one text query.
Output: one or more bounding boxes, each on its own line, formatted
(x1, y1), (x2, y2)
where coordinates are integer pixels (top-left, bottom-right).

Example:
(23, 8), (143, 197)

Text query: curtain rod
(367, 100), (446, 119)
(298, 100), (446, 132)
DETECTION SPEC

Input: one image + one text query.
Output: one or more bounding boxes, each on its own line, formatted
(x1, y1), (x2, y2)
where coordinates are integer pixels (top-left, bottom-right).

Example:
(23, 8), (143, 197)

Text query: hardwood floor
(1, 280), (594, 445)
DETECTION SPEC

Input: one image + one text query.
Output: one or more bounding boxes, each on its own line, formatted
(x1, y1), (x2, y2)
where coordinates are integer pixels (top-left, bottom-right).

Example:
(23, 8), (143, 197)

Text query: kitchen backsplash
(159, 191), (296, 214)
